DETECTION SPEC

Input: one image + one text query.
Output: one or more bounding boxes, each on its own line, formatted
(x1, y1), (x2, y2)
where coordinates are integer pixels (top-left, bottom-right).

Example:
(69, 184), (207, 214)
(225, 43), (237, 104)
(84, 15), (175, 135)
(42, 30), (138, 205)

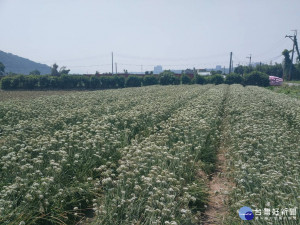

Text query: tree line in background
(234, 49), (300, 80)
(0, 70), (270, 90)
(1, 47), (299, 90)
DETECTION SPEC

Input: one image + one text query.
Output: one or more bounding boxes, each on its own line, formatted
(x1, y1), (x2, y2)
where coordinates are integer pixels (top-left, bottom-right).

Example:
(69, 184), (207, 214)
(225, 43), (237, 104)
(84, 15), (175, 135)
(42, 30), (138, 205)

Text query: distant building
(196, 69), (210, 76)
(216, 65), (222, 71)
(154, 65), (163, 74)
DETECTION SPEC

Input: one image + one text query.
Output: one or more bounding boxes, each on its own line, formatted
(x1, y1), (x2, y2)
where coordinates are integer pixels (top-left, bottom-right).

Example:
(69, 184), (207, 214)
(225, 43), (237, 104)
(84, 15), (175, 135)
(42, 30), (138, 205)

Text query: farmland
(0, 85), (299, 225)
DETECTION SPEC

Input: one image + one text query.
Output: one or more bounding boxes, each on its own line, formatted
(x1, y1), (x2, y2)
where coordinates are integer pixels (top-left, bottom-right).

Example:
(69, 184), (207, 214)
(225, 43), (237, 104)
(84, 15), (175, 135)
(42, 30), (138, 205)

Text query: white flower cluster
(2, 84), (296, 224)
(94, 85), (227, 224)
(0, 85), (212, 224)
(224, 85), (300, 224)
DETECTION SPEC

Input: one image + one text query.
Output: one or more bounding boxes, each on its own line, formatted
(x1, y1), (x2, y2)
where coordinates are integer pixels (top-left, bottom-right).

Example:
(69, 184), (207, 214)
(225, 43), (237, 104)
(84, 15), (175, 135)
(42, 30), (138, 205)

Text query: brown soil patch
(201, 147), (234, 225)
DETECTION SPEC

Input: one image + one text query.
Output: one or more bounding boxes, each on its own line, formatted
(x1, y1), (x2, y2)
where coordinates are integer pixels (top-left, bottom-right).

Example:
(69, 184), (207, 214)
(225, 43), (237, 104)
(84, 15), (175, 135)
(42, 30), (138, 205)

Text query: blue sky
(1, 0), (299, 73)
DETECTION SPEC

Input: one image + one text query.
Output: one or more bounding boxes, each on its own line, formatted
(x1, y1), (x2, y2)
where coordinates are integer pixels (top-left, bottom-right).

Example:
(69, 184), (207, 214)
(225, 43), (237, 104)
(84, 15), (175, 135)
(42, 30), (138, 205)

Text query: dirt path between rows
(201, 146), (233, 225)
(201, 86), (234, 225)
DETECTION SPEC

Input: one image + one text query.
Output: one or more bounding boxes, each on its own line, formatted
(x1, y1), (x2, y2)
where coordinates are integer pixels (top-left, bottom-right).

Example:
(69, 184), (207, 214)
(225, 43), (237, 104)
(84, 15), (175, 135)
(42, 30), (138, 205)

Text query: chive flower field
(0, 85), (299, 225)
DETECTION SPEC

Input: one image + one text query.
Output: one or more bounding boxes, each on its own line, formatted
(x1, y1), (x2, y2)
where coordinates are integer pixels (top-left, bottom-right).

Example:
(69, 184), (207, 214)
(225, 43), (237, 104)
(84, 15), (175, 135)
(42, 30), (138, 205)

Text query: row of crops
(224, 85), (300, 224)
(0, 84), (299, 224)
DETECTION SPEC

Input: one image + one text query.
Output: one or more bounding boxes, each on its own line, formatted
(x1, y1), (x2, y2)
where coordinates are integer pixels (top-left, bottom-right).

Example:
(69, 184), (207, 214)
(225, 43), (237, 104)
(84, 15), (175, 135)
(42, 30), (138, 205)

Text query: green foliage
(39, 76), (50, 88)
(235, 63), (284, 79)
(266, 84), (300, 99)
(58, 75), (78, 89)
(159, 70), (180, 85)
(59, 66), (70, 75)
(23, 75), (39, 89)
(51, 63), (59, 76)
(173, 76), (180, 85)
(80, 76), (91, 89)
(125, 76), (143, 87)
(244, 71), (269, 87)
(210, 70), (223, 75)
(208, 75), (224, 85)
(225, 73), (244, 85)
(0, 75), (126, 90)
(114, 76), (125, 88)
(281, 49), (300, 80)
(98, 76), (111, 89)
(11, 76), (20, 88)
(1, 76), (12, 89)
(188, 181), (209, 213)
(0, 61), (5, 75)
(29, 69), (41, 75)
(143, 75), (159, 86)
(181, 74), (192, 84)
(194, 75), (206, 85)
(234, 65), (254, 75)
(144, 71), (153, 75)
(90, 76), (101, 89)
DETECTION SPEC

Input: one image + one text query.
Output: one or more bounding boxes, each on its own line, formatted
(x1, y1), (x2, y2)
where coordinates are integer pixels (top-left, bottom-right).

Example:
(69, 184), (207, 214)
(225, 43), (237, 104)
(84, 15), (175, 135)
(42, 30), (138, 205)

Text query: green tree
(59, 66), (70, 75)
(0, 62), (5, 75)
(282, 49), (293, 80)
(194, 75), (206, 84)
(244, 71), (269, 87)
(181, 74), (192, 84)
(225, 73), (244, 85)
(51, 63), (59, 76)
(126, 76), (142, 87)
(143, 75), (158, 86)
(210, 74), (224, 85)
(29, 69), (41, 75)
(210, 70), (222, 75)
(234, 65), (244, 75)
(159, 70), (179, 85)
(1, 77), (12, 89)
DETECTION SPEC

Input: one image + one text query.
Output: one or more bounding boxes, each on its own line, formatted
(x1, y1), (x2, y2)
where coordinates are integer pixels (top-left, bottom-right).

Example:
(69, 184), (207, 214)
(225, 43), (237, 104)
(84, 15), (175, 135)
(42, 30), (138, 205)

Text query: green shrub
(244, 71), (269, 87)
(159, 70), (179, 85)
(49, 76), (59, 88)
(23, 75), (39, 89)
(11, 76), (20, 89)
(173, 76), (180, 85)
(90, 76), (101, 89)
(81, 76), (91, 88)
(39, 76), (50, 89)
(58, 75), (77, 89)
(194, 75), (206, 85)
(181, 74), (192, 84)
(143, 75), (158, 86)
(100, 76), (117, 89)
(1, 77), (12, 89)
(114, 76), (125, 88)
(126, 76), (142, 87)
(206, 75), (224, 85)
(225, 73), (244, 85)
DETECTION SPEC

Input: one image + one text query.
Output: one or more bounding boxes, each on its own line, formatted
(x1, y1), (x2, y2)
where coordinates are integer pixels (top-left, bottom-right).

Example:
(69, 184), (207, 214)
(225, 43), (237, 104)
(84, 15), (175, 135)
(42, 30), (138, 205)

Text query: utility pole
(112, 52), (114, 75)
(229, 52), (232, 74)
(141, 65), (143, 74)
(259, 62), (262, 71)
(285, 30), (300, 80)
(246, 54), (252, 66)
(115, 63), (117, 74)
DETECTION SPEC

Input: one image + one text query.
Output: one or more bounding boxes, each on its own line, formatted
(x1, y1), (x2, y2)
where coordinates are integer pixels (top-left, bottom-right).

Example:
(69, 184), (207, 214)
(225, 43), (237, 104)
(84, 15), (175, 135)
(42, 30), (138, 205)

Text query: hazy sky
(1, 0), (300, 74)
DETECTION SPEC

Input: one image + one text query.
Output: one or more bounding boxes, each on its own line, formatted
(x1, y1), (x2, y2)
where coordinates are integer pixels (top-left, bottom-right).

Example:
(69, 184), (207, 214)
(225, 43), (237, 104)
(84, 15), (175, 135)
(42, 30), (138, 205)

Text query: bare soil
(201, 147), (234, 225)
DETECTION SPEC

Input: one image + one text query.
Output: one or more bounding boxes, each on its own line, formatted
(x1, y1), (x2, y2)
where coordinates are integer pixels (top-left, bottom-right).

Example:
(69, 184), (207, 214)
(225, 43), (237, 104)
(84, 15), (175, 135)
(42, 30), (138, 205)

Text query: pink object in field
(269, 76), (283, 86)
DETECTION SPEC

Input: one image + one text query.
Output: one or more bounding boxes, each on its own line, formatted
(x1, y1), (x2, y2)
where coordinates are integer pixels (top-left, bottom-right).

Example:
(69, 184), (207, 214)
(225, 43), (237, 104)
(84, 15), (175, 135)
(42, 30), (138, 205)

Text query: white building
(153, 65), (163, 74)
